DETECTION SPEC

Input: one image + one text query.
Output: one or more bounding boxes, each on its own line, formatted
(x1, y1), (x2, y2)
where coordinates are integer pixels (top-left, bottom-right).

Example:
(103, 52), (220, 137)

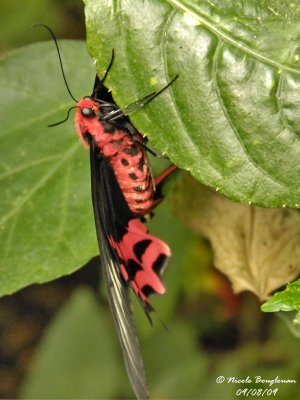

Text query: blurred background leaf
(19, 288), (300, 399)
(170, 174), (300, 300)
(20, 288), (127, 399)
(0, 0), (84, 51)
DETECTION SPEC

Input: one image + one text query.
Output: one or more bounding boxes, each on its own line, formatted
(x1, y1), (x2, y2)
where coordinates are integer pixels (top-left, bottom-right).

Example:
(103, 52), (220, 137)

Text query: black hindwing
(89, 141), (149, 400)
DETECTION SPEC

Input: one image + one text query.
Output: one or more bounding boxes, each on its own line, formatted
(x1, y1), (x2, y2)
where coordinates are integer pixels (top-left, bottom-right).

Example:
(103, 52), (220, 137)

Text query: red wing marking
(109, 219), (170, 304)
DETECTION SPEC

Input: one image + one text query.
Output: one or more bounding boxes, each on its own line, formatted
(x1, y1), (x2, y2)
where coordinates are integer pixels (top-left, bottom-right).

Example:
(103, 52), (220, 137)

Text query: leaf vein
(167, 0), (300, 76)
(212, 41), (288, 190)
(0, 143), (80, 228)
(0, 156), (61, 181)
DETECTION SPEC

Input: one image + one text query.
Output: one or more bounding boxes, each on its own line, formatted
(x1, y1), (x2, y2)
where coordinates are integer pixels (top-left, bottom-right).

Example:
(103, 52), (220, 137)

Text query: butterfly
(75, 55), (178, 398)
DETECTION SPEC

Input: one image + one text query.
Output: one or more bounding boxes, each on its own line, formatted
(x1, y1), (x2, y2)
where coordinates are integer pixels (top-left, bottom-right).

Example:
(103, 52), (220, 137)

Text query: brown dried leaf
(170, 174), (300, 300)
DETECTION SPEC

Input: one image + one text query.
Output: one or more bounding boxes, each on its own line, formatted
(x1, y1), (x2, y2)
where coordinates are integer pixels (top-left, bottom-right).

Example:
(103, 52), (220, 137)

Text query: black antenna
(102, 49), (115, 84)
(32, 23), (78, 103)
(48, 106), (78, 127)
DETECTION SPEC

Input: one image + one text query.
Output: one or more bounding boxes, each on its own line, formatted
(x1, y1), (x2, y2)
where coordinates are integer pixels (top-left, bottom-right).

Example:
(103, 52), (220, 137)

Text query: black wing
(92, 74), (141, 137)
(90, 140), (149, 400)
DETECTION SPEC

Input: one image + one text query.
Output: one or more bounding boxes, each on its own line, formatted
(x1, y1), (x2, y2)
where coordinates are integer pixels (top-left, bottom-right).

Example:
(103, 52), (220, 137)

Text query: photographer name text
(216, 375), (296, 386)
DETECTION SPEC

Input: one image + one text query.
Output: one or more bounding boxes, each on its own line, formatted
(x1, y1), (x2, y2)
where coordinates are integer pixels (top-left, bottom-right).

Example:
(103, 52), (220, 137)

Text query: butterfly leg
(135, 140), (169, 159)
(121, 121), (169, 159)
(152, 164), (178, 207)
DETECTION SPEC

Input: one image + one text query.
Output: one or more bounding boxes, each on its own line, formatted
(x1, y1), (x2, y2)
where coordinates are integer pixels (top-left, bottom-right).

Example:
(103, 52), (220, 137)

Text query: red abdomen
(75, 97), (154, 216)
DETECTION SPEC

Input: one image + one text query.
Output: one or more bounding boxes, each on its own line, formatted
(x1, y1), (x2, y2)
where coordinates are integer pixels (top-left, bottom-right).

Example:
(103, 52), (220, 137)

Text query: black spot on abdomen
(137, 157), (145, 171)
(103, 123), (116, 133)
(121, 158), (129, 166)
(133, 186), (143, 192)
(128, 172), (138, 180)
(124, 147), (139, 156)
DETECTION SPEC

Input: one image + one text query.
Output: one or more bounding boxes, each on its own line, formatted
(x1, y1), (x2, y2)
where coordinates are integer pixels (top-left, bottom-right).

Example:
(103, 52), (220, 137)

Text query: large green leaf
(0, 41), (98, 296)
(85, 0), (300, 207)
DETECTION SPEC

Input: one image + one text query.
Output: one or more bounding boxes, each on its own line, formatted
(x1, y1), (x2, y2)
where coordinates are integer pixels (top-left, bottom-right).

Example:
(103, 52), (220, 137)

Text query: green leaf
(261, 279), (300, 312)
(0, 41), (98, 296)
(84, 0), (300, 207)
(20, 288), (129, 398)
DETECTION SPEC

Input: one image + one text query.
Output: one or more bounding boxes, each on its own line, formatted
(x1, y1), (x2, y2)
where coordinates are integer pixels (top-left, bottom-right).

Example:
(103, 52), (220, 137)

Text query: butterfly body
(76, 96), (154, 216)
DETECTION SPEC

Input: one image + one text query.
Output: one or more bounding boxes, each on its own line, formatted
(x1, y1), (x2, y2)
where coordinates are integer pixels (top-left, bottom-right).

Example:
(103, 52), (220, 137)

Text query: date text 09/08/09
(236, 388), (278, 397)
